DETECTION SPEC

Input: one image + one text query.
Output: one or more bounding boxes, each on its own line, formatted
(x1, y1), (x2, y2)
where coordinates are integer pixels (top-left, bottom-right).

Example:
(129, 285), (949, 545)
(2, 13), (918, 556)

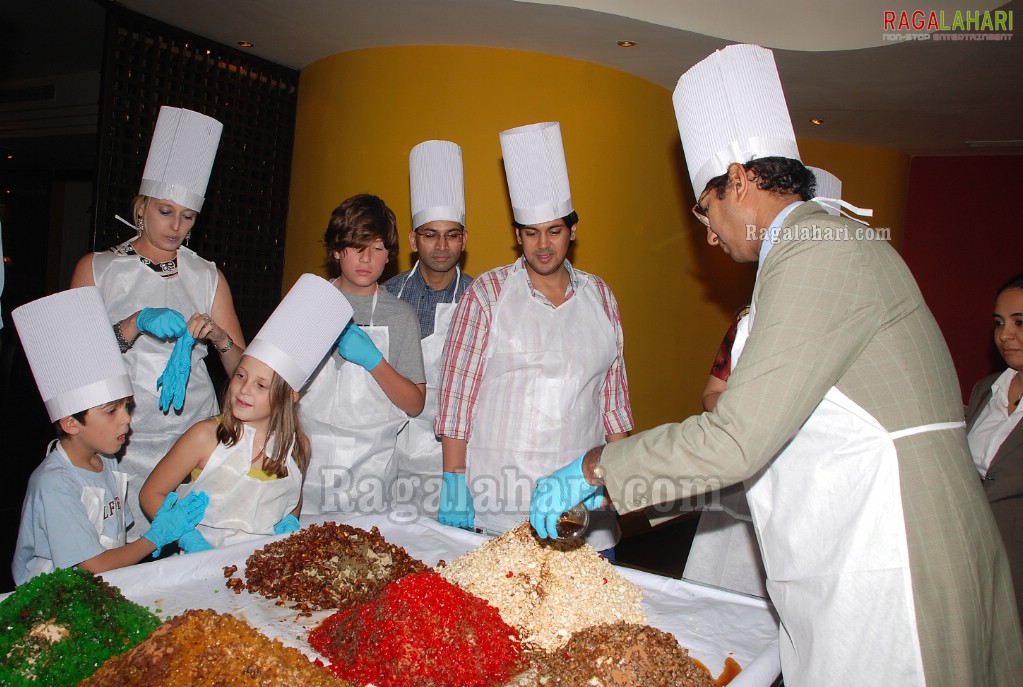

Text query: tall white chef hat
(244, 274), (354, 392)
(13, 287), (133, 422)
(500, 122), (573, 226)
(673, 44), (800, 199)
(807, 166), (843, 216)
(138, 106), (224, 212)
(410, 140), (465, 229)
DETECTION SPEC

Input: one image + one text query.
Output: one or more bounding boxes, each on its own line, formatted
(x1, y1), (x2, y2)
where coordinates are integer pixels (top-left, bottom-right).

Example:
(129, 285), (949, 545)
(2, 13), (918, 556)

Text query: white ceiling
(3, 0), (1022, 156)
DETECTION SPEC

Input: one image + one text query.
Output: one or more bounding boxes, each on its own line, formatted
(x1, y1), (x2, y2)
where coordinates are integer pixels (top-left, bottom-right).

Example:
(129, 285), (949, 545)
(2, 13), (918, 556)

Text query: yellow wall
(285, 46), (910, 431)
(798, 138), (910, 249)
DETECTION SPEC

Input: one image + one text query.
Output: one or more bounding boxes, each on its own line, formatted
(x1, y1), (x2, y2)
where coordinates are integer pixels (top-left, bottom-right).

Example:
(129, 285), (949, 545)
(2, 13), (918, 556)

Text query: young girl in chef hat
(139, 275), (354, 550)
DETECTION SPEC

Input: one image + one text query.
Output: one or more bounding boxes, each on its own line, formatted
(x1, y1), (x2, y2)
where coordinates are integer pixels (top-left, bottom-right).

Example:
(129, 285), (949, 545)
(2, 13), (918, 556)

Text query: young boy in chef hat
(139, 275), (354, 549)
(11, 287), (208, 585)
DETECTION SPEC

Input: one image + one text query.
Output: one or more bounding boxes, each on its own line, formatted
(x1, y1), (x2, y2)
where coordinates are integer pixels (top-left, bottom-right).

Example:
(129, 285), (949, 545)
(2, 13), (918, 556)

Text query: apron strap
(889, 420), (965, 441)
(396, 262), (419, 299)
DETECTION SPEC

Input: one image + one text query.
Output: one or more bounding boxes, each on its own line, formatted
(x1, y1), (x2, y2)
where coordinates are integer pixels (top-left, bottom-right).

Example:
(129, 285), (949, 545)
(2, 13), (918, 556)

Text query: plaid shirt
(383, 267), (473, 339)
(436, 258), (633, 441)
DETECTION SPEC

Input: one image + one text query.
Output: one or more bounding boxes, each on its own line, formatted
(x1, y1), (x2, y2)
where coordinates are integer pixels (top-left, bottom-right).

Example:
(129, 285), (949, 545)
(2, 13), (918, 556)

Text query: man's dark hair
(324, 194), (399, 277)
(513, 210), (579, 231)
(704, 157), (816, 202)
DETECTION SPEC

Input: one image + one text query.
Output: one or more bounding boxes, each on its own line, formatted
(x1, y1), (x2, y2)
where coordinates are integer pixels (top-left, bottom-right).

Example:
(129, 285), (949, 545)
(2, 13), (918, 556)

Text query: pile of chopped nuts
(437, 523), (645, 652)
(534, 621), (717, 687)
(237, 522), (427, 612)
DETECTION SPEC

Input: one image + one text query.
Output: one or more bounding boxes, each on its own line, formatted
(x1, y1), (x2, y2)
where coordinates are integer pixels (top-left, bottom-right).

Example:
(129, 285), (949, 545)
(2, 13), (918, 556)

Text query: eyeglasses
(414, 229), (464, 243)
(691, 203), (710, 228)
(692, 188), (713, 228)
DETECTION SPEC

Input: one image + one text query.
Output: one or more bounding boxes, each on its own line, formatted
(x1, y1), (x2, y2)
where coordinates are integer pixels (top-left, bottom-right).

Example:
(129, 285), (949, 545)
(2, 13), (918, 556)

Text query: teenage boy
(301, 194), (426, 515)
(12, 287), (207, 585)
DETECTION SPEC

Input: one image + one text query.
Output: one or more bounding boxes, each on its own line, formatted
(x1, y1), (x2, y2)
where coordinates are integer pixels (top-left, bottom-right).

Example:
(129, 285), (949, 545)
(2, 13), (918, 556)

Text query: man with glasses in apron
(384, 140), (473, 519)
(531, 45), (1023, 686)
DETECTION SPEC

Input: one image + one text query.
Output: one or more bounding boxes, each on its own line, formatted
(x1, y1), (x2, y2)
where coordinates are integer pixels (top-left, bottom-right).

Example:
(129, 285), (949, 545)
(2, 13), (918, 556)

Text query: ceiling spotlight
(237, 41), (254, 48)
(616, 40), (637, 48)
(810, 118), (825, 125)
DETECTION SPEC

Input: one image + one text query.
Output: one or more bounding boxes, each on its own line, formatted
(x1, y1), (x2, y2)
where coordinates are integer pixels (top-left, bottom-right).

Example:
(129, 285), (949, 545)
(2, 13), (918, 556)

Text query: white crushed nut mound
(437, 523), (645, 652)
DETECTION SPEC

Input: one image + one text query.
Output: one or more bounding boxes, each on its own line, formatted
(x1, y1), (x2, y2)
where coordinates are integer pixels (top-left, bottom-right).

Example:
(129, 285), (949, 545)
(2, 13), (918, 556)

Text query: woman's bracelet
(213, 335), (234, 354)
(113, 320), (140, 353)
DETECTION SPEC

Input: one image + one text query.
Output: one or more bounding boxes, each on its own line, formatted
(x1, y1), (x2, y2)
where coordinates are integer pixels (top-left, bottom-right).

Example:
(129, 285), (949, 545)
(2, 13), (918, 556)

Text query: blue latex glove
(136, 307), (188, 339)
(142, 491), (209, 557)
(438, 471), (475, 530)
(529, 454), (598, 539)
(156, 332), (195, 413)
(178, 528), (214, 554)
(337, 321), (383, 371)
(274, 513), (301, 535)
(582, 485), (606, 510)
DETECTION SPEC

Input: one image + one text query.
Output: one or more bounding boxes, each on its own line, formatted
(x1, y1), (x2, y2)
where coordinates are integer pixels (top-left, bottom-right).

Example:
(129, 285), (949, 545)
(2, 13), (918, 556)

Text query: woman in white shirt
(966, 271), (1023, 616)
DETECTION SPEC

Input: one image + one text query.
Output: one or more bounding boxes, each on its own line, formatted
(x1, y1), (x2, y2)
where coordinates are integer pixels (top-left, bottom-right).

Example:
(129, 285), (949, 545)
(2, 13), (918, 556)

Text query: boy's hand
(337, 322), (383, 371)
(136, 307), (188, 339)
(143, 491), (209, 557)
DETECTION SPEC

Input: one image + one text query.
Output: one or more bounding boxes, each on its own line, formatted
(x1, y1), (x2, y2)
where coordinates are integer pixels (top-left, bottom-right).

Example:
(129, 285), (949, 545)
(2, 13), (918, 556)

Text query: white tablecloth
(101, 512), (781, 686)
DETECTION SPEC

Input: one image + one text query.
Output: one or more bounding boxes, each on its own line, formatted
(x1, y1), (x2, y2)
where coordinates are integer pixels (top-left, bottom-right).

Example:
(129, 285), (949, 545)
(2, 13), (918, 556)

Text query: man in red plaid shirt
(434, 122), (633, 552)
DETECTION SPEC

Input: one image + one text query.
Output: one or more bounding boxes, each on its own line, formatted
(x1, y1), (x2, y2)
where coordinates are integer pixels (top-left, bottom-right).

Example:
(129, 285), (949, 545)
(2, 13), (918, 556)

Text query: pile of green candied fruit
(0, 567), (160, 686)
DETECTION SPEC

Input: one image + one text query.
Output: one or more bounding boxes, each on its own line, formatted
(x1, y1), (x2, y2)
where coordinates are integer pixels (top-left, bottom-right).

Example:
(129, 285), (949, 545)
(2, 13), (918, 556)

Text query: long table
(101, 512), (782, 686)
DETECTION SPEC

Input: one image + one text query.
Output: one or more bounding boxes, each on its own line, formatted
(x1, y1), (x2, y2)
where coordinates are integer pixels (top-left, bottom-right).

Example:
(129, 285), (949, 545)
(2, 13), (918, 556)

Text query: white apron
(301, 287), (404, 515)
(93, 242), (219, 540)
(683, 313), (768, 597)
(393, 264), (462, 517)
(741, 288), (963, 684)
(28, 442), (128, 579)
(180, 425), (301, 547)
(467, 263), (618, 548)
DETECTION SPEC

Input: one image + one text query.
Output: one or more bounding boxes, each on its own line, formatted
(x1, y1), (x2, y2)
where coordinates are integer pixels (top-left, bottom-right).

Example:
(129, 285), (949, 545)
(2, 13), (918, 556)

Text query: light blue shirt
(12, 442), (132, 585)
(755, 201), (804, 284)
(757, 200), (802, 267)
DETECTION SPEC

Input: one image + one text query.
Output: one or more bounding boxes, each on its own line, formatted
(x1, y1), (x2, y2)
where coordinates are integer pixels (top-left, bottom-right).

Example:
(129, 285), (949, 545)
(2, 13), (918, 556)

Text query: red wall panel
(901, 155), (1023, 403)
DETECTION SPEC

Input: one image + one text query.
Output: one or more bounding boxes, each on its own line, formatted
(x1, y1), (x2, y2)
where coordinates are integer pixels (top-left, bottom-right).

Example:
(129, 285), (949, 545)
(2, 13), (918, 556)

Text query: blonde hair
(217, 367), (309, 477)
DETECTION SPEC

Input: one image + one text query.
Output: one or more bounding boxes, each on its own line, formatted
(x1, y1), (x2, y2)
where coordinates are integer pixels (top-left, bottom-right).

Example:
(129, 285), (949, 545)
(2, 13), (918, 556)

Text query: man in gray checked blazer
(530, 42), (1023, 687)
(534, 157), (1023, 686)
